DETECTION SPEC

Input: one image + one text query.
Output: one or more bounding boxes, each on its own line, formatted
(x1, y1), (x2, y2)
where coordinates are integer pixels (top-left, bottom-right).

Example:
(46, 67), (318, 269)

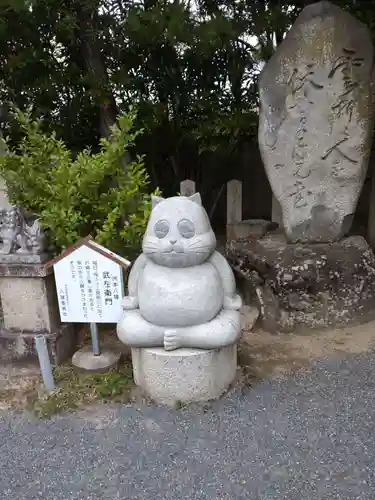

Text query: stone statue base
(227, 233), (375, 333)
(0, 261), (76, 363)
(131, 345), (237, 406)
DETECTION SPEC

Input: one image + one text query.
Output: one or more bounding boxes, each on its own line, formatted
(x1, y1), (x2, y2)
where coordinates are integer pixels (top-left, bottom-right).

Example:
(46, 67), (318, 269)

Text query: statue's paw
(223, 293), (243, 311)
(121, 296), (138, 310)
(164, 330), (181, 351)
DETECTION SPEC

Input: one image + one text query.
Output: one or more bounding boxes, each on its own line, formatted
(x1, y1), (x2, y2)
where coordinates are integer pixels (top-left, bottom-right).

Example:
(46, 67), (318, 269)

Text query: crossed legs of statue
(117, 309), (241, 351)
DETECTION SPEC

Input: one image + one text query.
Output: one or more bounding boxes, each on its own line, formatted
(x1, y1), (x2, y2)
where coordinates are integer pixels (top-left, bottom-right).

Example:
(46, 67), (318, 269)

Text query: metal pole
(90, 322), (101, 356)
(34, 335), (55, 393)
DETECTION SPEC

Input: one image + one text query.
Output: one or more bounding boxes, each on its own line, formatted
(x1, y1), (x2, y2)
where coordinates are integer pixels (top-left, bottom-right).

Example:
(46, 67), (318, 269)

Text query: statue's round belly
(138, 262), (223, 327)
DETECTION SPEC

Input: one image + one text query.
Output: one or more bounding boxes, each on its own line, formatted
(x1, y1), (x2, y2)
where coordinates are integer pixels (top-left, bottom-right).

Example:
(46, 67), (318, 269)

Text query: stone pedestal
(227, 233), (375, 332)
(0, 262), (76, 364)
(131, 345), (237, 406)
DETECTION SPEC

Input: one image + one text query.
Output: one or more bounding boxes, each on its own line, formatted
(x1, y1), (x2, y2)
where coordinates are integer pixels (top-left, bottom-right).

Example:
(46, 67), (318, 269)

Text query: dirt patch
(0, 362), (40, 412)
(0, 332), (134, 416)
(240, 316), (375, 382)
(30, 362), (133, 418)
(2, 320), (375, 413)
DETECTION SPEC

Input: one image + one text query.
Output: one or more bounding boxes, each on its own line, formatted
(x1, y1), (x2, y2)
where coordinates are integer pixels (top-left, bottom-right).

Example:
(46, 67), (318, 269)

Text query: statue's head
(3, 206), (19, 225)
(142, 193), (216, 268)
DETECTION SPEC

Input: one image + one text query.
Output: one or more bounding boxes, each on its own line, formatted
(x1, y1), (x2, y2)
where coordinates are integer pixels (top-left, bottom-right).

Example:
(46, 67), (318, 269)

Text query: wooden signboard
(46, 236), (131, 324)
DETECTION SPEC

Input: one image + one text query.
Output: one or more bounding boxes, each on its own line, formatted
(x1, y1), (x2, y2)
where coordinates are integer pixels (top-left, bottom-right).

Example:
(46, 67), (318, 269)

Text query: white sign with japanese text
(53, 244), (126, 323)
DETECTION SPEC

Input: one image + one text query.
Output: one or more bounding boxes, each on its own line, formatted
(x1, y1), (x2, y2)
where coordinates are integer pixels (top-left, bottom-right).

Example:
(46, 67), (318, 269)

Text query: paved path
(1, 353), (375, 500)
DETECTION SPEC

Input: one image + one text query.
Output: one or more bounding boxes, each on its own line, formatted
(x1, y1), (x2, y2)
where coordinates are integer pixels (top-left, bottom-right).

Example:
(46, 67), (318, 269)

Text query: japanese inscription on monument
(48, 237), (130, 323)
(258, 1), (375, 243)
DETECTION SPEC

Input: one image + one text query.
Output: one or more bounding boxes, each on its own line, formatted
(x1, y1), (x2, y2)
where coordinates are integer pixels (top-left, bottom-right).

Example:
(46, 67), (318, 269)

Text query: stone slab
(72, 345), (121, 372)
(0, 253), (49, 265)
(131, 345), (237, 406)
(0, 262), (52, 278)
(0, 324), (77, 365)
(0, 273), (60, 332)
(258, 1), (375, 243)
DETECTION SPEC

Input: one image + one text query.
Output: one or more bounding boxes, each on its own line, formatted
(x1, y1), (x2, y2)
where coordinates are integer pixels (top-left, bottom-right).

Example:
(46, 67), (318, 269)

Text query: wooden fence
(180, 178), (243, 241)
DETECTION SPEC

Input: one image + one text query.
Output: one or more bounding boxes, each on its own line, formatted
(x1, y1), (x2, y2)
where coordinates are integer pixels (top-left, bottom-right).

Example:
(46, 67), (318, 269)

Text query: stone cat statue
(117, 193), (243, 351)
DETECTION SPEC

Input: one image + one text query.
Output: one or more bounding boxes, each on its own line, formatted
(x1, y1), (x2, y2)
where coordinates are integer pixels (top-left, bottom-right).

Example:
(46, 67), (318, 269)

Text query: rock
(227, 234), (375, 332)
(131, 345), (237, 406)
(258, 1), (375, 243)
(255, 284), (289, 333)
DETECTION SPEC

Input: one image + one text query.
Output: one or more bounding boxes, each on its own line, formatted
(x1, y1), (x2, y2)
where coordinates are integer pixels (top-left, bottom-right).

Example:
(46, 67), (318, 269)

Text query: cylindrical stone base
(131, 345), (237, 406)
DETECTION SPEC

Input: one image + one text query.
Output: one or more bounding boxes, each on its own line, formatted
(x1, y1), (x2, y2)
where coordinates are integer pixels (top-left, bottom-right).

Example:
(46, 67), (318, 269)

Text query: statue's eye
(154, 219), (170, 239)
(178, 219), (195, 239)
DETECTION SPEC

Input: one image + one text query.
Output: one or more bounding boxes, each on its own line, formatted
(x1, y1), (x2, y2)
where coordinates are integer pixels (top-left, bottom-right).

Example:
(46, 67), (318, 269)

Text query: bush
(0, 107), (159, 259)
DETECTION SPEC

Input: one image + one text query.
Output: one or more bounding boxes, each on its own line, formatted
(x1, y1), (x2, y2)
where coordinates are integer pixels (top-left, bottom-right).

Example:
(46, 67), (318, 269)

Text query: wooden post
(180, 179), (196, 196)
(227, 179), (242, 225)
(226, 179), (242, 240)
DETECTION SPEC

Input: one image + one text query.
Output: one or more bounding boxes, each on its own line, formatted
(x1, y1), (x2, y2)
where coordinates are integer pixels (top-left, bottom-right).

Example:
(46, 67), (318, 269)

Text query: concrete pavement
(0, 353), (374, 499)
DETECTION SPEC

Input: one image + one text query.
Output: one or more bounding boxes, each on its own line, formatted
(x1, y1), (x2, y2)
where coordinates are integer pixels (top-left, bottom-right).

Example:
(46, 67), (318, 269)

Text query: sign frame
(46, 235), (131, 324)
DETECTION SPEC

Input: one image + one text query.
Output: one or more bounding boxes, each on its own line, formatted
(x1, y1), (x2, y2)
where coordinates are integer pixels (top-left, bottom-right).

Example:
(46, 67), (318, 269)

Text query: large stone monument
(117, 193), (242, 405)
(259, 1), (374, 243)
(227, 2), (375, 332)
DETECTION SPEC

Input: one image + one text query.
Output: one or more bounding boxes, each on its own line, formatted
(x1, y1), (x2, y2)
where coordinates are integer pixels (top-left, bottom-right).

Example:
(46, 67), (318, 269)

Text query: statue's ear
(151, 195), (164, 209)
(188, 192), (202, 206)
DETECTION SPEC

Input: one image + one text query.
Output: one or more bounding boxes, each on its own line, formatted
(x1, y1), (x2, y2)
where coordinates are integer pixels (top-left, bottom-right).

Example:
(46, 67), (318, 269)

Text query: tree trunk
(74, 3), (118, 139)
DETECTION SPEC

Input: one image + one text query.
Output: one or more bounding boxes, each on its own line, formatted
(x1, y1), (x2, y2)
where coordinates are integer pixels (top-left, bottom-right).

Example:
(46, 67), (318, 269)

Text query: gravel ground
(1, 353), (375, 500)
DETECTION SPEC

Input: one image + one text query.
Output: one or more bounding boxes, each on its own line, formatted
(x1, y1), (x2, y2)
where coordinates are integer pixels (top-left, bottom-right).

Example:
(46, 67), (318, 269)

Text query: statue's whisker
(188, 240), (204, 248)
